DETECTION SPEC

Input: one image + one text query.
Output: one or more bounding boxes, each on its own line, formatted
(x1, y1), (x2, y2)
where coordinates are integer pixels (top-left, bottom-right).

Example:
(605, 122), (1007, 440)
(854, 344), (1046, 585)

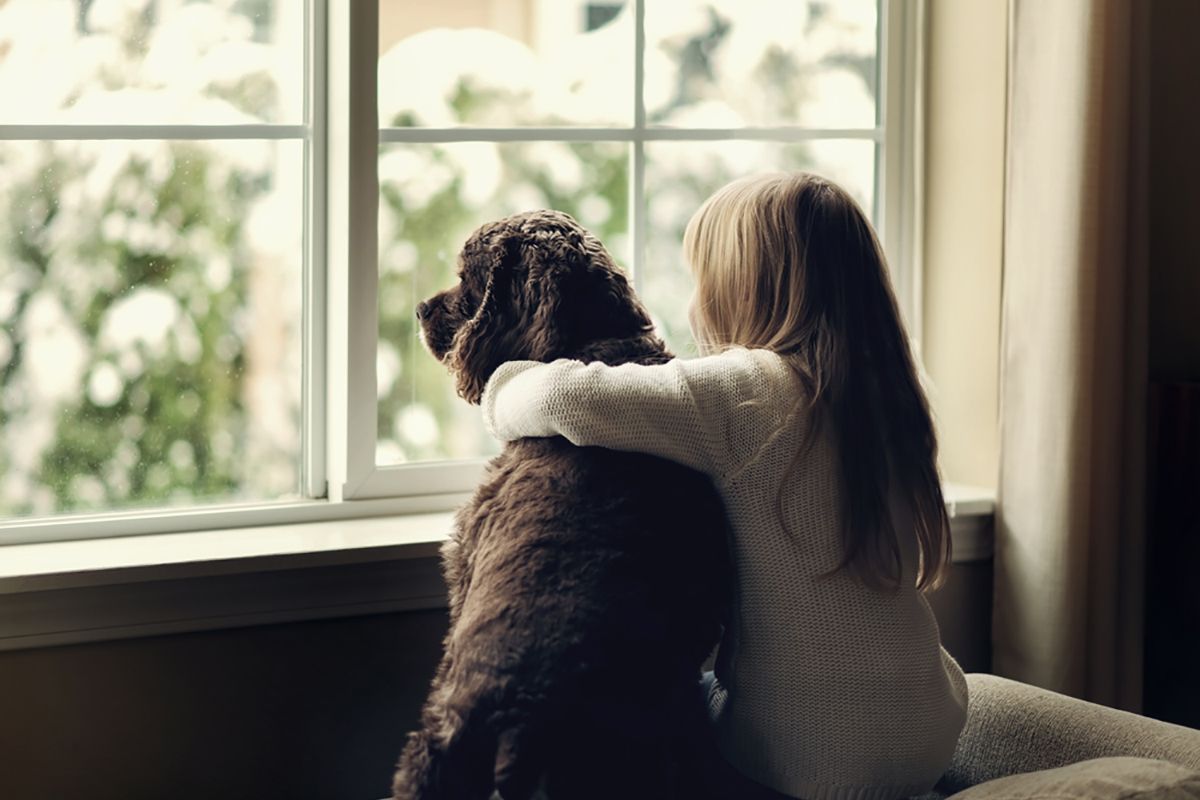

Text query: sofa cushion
(949, 757), (1200, 799)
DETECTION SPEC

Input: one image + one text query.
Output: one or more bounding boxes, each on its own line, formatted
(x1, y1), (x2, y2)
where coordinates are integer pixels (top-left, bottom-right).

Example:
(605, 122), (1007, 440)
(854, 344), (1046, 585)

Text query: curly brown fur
(395, 210), (731, 800)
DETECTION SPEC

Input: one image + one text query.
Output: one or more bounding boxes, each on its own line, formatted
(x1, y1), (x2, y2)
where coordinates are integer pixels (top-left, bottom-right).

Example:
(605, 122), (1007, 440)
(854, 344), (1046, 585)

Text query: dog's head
(417, 210), (660, 404)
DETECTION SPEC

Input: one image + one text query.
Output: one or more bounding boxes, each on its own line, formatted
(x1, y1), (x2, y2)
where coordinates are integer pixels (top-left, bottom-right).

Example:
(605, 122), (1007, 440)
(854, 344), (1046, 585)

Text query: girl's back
(697, 349), (966, 799)
(485, 345), (966, 799)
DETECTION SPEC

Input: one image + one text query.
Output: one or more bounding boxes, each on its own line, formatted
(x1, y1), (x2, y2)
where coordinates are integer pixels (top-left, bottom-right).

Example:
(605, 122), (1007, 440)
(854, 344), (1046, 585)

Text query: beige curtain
(994, 0), (1149, 710)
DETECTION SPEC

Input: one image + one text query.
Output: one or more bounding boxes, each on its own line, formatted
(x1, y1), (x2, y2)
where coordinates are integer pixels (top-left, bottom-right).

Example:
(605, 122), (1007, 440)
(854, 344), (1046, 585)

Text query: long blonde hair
(683, 172), (950, 591)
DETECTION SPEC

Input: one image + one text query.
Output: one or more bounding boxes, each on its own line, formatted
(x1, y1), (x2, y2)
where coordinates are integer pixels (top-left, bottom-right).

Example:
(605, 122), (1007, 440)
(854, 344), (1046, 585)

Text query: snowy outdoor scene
(0, 0), (878, 520)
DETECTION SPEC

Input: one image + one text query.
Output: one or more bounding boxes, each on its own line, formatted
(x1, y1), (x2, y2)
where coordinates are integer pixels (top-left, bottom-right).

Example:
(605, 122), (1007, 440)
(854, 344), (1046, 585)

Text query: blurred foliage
(0, 140), (290, 515)
(0, 0), (299, 518)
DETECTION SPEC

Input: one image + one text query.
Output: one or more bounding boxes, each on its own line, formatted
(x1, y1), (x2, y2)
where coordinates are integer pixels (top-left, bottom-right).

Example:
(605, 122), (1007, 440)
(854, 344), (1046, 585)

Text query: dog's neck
(568, 334), (672, 367)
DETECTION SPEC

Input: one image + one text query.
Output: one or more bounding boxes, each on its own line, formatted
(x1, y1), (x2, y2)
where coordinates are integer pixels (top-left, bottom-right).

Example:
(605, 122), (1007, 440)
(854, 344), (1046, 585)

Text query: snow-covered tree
(0, 0), (302, 516)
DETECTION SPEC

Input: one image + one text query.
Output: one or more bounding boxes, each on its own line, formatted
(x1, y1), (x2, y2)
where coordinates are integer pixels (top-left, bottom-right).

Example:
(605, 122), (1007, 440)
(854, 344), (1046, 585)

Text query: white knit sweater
(481, 347), (968, 800)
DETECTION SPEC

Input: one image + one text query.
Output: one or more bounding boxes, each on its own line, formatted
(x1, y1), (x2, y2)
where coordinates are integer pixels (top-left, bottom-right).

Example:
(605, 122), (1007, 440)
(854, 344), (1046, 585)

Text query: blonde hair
(684, 172), (950, 592)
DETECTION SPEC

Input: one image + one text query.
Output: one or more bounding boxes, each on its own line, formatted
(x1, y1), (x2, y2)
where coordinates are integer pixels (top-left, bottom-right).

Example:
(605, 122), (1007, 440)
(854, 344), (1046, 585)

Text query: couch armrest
(939, 674), (1200, 794)
(948, 757), (1200, 799)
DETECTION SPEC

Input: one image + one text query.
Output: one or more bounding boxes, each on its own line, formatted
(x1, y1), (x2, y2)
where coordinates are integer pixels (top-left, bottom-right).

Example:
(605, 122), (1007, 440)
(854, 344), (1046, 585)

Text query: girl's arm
(480, 348), (795, 476)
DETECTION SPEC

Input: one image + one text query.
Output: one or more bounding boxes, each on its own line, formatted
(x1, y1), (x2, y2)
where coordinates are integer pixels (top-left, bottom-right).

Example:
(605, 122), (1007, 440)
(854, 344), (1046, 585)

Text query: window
(0, 0), (313, 535)
(0, 0), (921, 542)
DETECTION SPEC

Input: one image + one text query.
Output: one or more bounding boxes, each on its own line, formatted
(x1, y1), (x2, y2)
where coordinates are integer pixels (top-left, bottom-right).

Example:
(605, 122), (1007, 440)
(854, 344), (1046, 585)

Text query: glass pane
(0, 0), (304, 125)
(645, 0), (878, 129)
(379, 0), (632, 127)
(377, 141), (629, 463)
(643, 139), (876, 354)
(0, 139), (303, 519)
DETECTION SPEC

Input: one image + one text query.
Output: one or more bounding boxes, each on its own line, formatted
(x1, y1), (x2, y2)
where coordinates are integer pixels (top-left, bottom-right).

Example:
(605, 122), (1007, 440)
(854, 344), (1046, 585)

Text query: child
(481, 173), (967, 800)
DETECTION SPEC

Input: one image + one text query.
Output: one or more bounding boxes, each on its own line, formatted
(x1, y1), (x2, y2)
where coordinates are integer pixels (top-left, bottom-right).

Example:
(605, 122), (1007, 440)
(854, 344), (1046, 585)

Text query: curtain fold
(994, 0), (1149, 710)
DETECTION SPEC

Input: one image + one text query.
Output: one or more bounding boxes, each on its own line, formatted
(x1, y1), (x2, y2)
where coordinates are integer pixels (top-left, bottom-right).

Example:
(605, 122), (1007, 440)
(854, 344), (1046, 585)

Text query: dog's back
(396, 438), (730, 800)
(399, 208), (734, 799)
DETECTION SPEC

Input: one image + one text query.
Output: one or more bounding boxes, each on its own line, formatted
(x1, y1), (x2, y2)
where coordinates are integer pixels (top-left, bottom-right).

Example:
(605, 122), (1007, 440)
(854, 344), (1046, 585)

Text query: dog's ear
(447, 237), (520, 405)
(521, 234), (653, 357)
(575, 248), (655, 340)
(519, 240), (575, 362)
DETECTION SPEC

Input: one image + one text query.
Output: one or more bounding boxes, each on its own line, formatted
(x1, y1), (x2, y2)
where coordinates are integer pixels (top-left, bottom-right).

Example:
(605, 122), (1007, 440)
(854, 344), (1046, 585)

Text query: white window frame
(0, 0), (924, 546)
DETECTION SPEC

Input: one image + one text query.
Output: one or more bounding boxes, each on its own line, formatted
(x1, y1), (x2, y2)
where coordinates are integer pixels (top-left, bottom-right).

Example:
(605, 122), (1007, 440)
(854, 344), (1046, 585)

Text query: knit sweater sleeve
(480, 348), (795, 476)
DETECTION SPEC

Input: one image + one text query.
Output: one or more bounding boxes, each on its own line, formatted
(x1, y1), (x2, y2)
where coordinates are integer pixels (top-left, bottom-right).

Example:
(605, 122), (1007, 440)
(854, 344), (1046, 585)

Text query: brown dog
(393, 210), (731, 800)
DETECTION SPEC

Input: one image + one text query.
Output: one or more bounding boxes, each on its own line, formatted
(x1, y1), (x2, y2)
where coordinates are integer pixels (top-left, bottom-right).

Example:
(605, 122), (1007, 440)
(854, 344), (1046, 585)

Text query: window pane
(645, 0), (878, 129)
(0, 139), (303, 518)
(377, 141), (629, 463)
(642, 139), (876, 354)
(0, 0), (304, 125)
(378, 0), (632, 127)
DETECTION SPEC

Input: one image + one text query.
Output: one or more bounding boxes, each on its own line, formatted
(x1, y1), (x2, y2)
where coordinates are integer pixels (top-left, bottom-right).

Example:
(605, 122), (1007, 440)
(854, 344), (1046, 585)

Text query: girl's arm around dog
(481, 347), (799, 478)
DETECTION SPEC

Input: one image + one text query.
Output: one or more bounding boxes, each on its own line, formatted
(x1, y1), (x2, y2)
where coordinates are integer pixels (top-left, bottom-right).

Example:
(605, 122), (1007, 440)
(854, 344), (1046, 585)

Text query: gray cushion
(948, 757), (1200, 799)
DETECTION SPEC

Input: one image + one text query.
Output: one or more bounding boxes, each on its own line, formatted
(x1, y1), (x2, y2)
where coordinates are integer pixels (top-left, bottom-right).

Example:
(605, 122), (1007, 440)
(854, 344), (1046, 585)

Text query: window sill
(0, 485), (994, 652)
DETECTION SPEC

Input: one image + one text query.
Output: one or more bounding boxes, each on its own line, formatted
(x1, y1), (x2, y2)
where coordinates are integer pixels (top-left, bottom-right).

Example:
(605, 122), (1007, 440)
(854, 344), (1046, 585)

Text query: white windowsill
(0, 511), (454, 593)
(0, 484), (994, 652)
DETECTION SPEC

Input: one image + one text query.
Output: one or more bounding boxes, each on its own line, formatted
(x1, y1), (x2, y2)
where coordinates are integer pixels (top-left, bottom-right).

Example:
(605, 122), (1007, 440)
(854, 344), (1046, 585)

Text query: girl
(481, 172), (967, 800)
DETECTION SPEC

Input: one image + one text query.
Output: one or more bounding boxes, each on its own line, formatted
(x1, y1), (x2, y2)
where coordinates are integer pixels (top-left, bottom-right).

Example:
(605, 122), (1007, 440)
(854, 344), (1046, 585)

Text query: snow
(86, 0), (154, 35)
(799, 68), (877, 129)
(378, 141), (505, 210)
(381, 240), (420, 276)
(576, 194), (613, 228)
(97, 288), (183, 358)
(444, 143), (504, 209)
(379, 28), (539, 126)
(87, 362), (125, 408)
(518, 142), (584, 195)
(377, 343), (402, 399)
(0, 0), (79, 122)
(398, 404), (439, 449)
(21, 292), (88, 404)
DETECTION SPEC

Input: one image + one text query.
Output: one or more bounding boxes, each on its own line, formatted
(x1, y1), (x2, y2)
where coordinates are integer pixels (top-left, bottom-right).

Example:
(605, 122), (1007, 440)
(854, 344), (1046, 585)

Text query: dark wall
(0, 565), (996, 800)
(1144, 386), (1200, 728)
(1142, 0), (1200, 730)
(0, 610), (448, 800)
(1148, 0), (1200, 384)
